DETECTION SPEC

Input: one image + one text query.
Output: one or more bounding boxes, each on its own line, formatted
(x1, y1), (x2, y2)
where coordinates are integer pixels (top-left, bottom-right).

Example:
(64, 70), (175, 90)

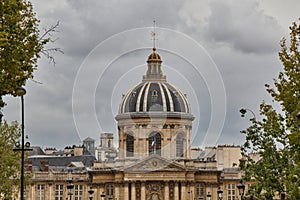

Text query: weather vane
(151, 20), (157, 49)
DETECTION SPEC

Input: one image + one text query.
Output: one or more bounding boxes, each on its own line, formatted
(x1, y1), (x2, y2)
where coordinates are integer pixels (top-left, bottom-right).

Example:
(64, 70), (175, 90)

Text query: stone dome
(119, 48), (191, 114)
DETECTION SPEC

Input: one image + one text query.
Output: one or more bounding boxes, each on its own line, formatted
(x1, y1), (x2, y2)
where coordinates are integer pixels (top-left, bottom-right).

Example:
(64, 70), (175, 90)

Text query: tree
(0, 121), (21, 199)
(0, 0), (60, 198)
(240, 19), (300, 199)
(0, 0), (60, 110)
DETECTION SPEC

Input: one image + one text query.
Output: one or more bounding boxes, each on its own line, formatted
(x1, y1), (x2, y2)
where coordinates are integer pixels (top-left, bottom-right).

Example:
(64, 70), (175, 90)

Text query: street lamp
(237, 180), (245, 200)
(13, 86), (31, 200)
(0, 109), (3, 122)
(280, 192), (286, 200)
(88, 188), (94, 200)
(100, 192), (105, 200)
(217, 187), (223, 200)
(67, 181), (74, 200)
(240, 108), (256, 119)
(296, 111), (300, 124)
(206, 192), (211, 200)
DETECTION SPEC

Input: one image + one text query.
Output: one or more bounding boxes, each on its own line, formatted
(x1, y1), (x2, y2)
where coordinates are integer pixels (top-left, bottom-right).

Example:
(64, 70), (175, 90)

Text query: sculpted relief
(146, 182), (164, 200)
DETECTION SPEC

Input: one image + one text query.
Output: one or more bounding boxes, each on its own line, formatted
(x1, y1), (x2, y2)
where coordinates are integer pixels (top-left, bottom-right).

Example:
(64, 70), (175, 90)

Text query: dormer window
(152, 90), (158, 97)
(131, 91), (136, 97)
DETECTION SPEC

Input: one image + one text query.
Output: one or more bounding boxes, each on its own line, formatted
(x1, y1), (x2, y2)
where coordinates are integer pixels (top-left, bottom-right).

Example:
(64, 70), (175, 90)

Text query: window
(126, 134), (134, 157)
(36, 184), (45, 200)
(195, 183), (204, 199)
(55, 185), (64, 200)
(227, 184), (236, 200)
(106, 184), (114, 199)
(176, 133), (184, 157)
(152, 90), (158, 97)
(74, 185), (83, 200)
(148, 132), (161, 156)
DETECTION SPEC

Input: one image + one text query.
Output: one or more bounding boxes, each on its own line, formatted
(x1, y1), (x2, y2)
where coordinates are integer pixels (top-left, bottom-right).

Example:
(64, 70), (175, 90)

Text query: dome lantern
(143, 48), (166, 82)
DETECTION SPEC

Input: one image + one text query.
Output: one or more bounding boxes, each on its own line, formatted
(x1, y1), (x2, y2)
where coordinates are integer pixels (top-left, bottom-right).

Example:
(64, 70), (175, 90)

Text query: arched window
(148, 132), (161, 156)
(126, 134), (134, 157)
(176, 133), (184, 157)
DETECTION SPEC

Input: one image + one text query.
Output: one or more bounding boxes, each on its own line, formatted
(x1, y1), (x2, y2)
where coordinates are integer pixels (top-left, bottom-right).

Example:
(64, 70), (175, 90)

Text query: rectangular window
(195, 183), (204, 199)
(227, 184), (236, 200)
(74, 185), (83, 200)
(55, 184), (64, 200)
(37, 184), (45, 200)
(106, 184), (114, 199)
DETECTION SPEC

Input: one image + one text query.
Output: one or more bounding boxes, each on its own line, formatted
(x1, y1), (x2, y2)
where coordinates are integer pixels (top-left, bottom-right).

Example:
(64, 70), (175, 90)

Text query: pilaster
(181, 182), (186, 200)
(164, 182), (170, 200)
(141, 182), (146, 200)
(174, 182), (179, 200)
(131, 182), (136, 200)
(124, 182), (129, 200)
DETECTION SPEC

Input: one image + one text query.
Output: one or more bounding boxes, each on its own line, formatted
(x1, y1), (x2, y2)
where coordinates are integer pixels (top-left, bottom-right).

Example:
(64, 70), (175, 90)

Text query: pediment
(124, 155), (186, 172)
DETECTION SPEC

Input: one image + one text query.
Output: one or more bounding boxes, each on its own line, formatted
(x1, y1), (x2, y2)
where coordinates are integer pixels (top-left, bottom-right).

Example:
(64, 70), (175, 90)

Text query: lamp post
(13, 87), (30, 200)
(0, 109), (3, 122)
(100, 192), (105, 200)
(296, 111), (300, 124)
(206, 192), (211, 200)
(88, 188), (94, 200)
(217, 187), (223, 200)
(67, 181), (74, 200)
(280, 192), (286, 200)
(237, 180), (245, 200)
(240, 108), (256, 119)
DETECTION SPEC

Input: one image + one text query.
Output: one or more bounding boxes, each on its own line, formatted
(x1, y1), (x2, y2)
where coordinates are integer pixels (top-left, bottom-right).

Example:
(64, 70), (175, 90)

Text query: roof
(83, 137), (95, 142)
(28, 155), (96, 168)
(118, 48), (191, 114)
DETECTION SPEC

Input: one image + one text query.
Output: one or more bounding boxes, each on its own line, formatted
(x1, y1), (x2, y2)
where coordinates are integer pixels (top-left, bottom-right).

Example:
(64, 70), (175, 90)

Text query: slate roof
(28, 155), (95, 168)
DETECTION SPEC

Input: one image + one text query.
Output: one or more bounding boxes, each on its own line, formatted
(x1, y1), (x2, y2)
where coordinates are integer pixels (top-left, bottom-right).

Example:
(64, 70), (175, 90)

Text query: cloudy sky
(3, 0), (300, 150)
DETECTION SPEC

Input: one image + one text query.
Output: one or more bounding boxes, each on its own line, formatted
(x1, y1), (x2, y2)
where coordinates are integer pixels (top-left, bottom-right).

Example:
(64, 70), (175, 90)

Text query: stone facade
(24, 48), (245, 200)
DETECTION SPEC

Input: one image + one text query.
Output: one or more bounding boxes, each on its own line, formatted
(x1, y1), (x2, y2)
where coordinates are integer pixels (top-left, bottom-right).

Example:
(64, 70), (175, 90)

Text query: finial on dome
(151, 20), (156, 49)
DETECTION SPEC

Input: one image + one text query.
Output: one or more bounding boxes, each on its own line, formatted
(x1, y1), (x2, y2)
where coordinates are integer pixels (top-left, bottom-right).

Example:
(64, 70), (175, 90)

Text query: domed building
(116, 48), (194, 160)
(88, 48), (231, 200)
(25, 47), (243, 200)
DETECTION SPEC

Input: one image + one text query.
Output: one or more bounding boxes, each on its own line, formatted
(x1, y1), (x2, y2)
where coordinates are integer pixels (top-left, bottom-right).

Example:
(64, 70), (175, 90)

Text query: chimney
(40, 160), (49, 172)
(24, 160), (32, 171)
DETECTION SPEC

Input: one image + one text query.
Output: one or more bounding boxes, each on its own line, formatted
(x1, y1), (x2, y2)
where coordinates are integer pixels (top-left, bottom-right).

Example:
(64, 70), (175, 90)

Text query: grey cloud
(204, 0), (283, 54)
(42, 0), (186, 58)
(3, 0), (290, 149)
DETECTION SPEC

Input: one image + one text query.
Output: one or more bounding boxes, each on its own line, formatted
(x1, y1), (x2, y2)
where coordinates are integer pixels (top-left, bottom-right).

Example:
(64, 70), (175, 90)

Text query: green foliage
(240, 20), (300, 199)
(0, 0), (60, 111)
(0, 0), (42, 94)
(0, 120), (21, 199)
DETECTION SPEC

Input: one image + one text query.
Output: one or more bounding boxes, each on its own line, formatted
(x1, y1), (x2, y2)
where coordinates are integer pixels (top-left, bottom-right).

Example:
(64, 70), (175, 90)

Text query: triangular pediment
(124, 155), (186, 172)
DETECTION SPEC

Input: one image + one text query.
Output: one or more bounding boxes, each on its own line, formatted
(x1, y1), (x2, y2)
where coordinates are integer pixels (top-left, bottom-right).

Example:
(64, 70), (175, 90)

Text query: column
(190, 183), (195, 200)
(119, 129), (124, 159)
(164, 182), (169, 200)
(181, 182), (186, 200)
(174, 182), (179, 200)
(95, 185), (100, 200)
(30, 184), (34, 200)
(187, 127), (191, 158)
(141, 127), (147, 157)
(115, 184), (120, 200)
(131, 182), (136, 200)
(136, 126), (140, 158)
(141, 182), (146, 200)
(124, 182), (129, 200)
(48, 183), (52, 200)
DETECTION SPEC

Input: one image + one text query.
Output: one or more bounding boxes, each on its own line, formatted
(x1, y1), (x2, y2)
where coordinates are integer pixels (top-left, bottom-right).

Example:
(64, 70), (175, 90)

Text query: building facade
(26, 48), (245, 200)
